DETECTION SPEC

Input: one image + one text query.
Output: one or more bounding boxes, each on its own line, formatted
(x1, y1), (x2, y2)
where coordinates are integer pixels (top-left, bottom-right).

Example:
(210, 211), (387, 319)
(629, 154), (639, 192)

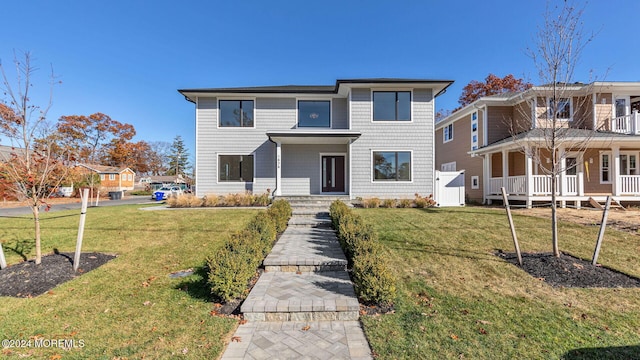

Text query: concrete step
(241, 271), (360, 322)
(288, 216), (332, 227)
(263, 226), (347, 272)
(291, 208), (330, 216)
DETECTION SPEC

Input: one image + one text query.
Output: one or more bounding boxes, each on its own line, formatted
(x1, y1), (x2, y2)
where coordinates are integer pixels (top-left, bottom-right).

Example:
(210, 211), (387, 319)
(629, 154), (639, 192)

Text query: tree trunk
(32, 204), (42, 265)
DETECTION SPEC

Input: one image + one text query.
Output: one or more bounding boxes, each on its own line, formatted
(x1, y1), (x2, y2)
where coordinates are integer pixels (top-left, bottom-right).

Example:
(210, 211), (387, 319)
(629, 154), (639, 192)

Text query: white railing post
(634, 110), (640, 135)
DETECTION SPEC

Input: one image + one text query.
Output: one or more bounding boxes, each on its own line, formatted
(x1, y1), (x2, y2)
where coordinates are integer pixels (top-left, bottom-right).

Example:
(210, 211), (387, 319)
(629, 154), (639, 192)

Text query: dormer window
(373, 91), (411, 121)
(547, 97), (572, 121)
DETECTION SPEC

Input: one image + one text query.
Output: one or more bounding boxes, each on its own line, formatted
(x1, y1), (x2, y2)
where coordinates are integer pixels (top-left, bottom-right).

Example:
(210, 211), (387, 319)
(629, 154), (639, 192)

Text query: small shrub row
(360, 193), (436, 209)
(206, 201), (291, 302)
(167, 190), (271, 208)
(329, 201), (397, 306)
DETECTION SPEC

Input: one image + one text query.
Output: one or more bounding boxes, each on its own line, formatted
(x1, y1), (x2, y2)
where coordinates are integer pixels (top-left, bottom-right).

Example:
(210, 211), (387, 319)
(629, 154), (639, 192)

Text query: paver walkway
(221, 199), (373, 359)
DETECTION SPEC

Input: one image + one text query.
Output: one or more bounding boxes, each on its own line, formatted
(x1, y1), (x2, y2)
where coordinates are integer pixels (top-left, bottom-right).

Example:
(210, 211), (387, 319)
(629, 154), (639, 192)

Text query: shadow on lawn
(562, 345), (640, 359)
(173, 265), (212, 302)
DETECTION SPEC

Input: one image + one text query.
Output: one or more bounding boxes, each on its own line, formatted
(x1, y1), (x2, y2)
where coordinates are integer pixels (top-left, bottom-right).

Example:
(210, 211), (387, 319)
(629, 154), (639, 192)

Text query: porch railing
(490, 174), (578, 195)
(612, 110), (640, 134)
(620, 175), (640, 194)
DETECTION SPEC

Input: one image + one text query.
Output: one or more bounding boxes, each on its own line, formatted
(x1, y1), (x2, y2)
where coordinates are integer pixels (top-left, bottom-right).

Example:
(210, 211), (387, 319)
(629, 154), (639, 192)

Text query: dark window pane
(298, 101), (330, 127)
(220, 101), (241, 127)
(242, 100), (254, 127)
(397, 152), (411, 180)
(397, 92), (411, 121)
(219, 155), (253, 182)
(373, 151), (411, 181)
(373, 152), (396, 180)
(373, 92), (396, 121)
(219, 100), (253, 127)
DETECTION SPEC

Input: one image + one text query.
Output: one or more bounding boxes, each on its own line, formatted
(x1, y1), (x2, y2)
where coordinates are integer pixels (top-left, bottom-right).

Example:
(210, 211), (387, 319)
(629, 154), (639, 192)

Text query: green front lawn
(0, 205), (259, 359)
(356, 207), (640, 359)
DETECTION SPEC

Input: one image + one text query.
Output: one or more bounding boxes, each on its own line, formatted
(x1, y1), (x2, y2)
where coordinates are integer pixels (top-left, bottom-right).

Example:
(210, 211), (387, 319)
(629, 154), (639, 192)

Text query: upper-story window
(443, 124), (453, 143)
(298, 100), (330, 127)
(219, 100), (254, 127)
(471, 112), (478, 150)
(373, 91), (411, 121)
(547, 97), (572, 121)
(109, 174), (116, 181)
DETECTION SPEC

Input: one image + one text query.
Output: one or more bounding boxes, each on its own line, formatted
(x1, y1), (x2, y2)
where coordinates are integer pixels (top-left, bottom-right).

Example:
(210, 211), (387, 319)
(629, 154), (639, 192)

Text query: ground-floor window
(441, 161), (456, 171)
(219, 155), (254, 182)
(373, 151), (411, 181)
(471, 175), (479, 189)
(600, 153), (610, 183)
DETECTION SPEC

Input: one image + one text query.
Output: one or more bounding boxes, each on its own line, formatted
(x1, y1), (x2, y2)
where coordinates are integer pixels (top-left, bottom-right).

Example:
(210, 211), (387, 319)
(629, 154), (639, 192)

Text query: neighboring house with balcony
(179, 78), (453, 199)
(435, 81), (640, 207)
(77, 164), (136, 193)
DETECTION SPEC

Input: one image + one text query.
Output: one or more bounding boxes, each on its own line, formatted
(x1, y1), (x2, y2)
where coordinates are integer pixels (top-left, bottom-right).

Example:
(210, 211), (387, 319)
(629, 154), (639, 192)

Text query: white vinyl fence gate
(434, 170), (465, 207)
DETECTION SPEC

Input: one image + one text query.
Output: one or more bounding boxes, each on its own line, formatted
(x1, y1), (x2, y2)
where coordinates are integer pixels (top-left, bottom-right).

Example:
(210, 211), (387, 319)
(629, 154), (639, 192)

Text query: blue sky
(1, 0), (639, 158)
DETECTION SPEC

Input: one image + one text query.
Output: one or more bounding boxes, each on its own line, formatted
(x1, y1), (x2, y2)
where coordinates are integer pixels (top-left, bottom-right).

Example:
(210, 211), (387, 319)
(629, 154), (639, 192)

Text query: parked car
(152, 186), (183, 200)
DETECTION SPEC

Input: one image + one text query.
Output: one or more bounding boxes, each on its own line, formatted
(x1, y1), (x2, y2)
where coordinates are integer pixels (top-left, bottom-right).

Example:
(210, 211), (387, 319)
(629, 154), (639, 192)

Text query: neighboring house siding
(332, 98), (349, 129)
(583, 148), (612, 194)
(595, 93), (613, 131)
(350, 88), (434, 198)
(513, 101), (531, 133)
(487, 106), (514, 144)
(435, 114), (484, 203)
(573, 96), (593, 129)
(281, 144), (348, 195)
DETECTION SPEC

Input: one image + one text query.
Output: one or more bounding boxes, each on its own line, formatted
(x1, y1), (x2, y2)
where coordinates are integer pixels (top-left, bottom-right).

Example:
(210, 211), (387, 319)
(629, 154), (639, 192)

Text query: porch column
(502, 149), (509, 193)
(577, 152), (585, 196)
(559, 147), (566, 208)
(612, 145), (620, 196)
(483, 154), (491, 204)
(525, 147), (533, 208)
(275, 141), (282, 196)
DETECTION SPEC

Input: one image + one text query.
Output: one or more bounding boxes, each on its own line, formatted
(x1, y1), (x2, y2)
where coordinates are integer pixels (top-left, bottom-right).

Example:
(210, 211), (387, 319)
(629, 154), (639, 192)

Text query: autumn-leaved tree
(0, 52), (70, 265)
(459, 73), (532, 108)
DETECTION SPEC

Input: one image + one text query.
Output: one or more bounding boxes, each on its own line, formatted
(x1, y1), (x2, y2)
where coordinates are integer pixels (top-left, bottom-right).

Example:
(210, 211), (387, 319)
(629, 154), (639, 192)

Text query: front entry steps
(241, 199), (357, 322)
(588, 196), (626, 210)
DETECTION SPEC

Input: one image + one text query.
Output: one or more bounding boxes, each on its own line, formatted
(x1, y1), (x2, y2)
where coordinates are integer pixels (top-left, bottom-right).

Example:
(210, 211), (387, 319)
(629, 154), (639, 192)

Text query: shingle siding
(349, 88), (434, 198)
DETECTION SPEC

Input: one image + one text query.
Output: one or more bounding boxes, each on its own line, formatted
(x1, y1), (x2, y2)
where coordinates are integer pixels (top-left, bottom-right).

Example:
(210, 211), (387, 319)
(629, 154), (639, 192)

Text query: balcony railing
(612, 110), (640, 134)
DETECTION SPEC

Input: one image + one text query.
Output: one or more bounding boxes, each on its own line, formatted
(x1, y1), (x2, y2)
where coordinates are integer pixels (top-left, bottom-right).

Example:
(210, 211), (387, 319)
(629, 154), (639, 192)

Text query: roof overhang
(267, 130), (361, 145)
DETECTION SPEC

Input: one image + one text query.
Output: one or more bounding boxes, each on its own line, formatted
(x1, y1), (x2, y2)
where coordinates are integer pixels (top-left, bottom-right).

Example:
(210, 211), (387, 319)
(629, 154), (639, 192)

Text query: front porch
(482, 145), (640, 208)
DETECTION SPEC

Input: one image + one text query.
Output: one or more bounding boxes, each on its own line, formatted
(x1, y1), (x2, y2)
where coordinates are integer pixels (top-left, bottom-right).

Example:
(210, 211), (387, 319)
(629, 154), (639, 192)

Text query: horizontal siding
(332, 98), (348, 129)
(350, 88), (434, 198)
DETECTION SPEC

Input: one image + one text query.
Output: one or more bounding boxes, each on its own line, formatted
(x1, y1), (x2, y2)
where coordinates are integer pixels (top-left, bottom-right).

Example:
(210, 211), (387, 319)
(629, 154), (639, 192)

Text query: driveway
(0, 196), (158, 217)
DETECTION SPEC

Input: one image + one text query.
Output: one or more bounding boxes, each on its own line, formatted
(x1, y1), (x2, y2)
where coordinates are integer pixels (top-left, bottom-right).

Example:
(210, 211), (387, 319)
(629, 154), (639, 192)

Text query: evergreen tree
(166, 135), (190, 176)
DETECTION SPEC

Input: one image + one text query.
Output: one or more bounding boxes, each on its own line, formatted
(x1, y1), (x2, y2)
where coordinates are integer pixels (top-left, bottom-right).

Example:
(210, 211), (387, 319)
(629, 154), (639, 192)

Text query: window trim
(296, 98), (332, 128)
(546, 97), (573, 121)
(600, 152), (611, 184)
(318, 152), (348, 194)
(370, 149), (413, 183)
(370, 89), (413, 123)
(471, 111), (479, 150)
(217, 153), (255, 183)
(217, 98), (257, 129)
(471, 175), (480, 190)
(443, 123), (454, 143)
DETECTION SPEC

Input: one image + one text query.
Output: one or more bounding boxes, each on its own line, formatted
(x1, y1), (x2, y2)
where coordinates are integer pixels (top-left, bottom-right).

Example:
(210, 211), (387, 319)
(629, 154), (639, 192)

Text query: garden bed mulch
(0, 252), (116, 298)
(497, 251), (640, 288)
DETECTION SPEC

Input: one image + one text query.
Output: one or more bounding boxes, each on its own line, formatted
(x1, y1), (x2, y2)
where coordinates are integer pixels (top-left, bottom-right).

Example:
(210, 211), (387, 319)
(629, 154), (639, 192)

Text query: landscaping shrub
(382, 199), (396, 208)
(202, 193), (219, 207)
(398, 198), (413, 208)
(252, 190), (271, 206)
(414, 193), (437, 208)
(329, 200), (397, 305)
(207, 200), (291, 302)
(167, 194), (203, 208)
(268, 199), (292, 233)
(362, 197), (381, 208)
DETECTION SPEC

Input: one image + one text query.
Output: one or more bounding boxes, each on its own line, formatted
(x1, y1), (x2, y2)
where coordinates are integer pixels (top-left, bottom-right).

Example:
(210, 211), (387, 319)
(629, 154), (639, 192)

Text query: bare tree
(0, 51), (69, 265)
(512, 1), (598, 257)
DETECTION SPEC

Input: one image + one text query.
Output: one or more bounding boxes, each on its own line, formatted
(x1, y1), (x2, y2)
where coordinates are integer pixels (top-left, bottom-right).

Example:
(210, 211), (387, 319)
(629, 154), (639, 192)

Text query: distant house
(77, 164), (135, 193)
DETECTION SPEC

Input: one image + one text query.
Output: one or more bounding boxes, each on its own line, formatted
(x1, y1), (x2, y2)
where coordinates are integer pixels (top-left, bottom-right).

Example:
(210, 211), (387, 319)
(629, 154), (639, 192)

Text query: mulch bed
(497, 251), (640, 288)
(0, 252), (116, 298)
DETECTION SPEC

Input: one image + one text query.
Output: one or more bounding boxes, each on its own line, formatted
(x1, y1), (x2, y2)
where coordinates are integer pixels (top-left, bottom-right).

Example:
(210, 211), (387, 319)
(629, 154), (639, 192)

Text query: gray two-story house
(179, 78), (453, 199)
